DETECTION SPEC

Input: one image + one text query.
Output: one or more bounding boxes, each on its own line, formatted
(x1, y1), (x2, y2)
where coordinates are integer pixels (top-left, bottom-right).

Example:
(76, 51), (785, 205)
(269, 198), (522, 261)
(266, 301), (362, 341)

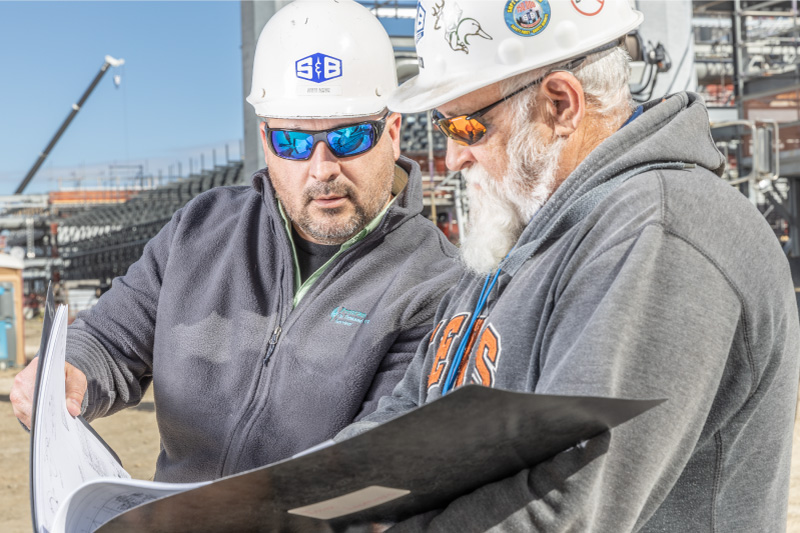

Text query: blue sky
(0, 1), (244, 195)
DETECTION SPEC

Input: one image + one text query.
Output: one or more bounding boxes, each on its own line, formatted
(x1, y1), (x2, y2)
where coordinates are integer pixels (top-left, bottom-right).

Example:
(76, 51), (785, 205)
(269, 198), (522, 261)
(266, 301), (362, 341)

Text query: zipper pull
(264, 326), (282, 365)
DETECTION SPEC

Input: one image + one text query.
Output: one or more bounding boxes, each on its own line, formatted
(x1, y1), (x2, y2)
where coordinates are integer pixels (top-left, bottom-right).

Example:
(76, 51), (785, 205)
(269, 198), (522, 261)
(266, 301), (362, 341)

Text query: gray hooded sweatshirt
(338, 93), (800, 532)
(65, 156), (461, 483)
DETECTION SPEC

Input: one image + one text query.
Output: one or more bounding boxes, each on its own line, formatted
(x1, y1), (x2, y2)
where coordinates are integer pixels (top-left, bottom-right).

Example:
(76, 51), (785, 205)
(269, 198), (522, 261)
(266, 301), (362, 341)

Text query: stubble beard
(459, 120), (566, 275)
(294, 182), (372, 244)
(278, 154), (395, 245)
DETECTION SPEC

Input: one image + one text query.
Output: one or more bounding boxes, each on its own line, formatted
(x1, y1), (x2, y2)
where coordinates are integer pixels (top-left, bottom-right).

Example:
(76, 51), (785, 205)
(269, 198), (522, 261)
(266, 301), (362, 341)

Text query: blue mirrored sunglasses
(265, 112), (389, 161)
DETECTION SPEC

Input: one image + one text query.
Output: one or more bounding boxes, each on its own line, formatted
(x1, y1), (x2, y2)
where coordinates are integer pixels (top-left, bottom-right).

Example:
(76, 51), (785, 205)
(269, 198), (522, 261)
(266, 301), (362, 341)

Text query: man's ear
(259, 121), (270, 165)
(385, 112), (402, 161)
(538, 71), (586, 137)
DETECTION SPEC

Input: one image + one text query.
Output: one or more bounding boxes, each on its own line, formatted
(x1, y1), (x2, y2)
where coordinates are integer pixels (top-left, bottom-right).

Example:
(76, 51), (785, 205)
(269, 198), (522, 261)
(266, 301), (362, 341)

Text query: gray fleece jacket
(66, 155), (461, 483)
(338, 93), (800, 532)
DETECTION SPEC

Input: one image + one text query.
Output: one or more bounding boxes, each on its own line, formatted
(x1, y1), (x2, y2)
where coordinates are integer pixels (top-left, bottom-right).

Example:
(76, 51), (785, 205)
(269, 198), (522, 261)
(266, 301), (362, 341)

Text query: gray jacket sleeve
(65, 210), (181, 421)
(337, 287), (460, 439)
(389, 225), (741, 532)
(353, 323), (431, 422)
(351, 256), (462, 422)
(337, 323), (433, 437)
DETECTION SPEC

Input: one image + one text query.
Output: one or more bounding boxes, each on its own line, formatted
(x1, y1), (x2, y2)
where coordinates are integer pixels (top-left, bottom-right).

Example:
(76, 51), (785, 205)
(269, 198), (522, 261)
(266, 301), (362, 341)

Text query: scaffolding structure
(693, 1), (800, 266)
(0, 161), (246, 308)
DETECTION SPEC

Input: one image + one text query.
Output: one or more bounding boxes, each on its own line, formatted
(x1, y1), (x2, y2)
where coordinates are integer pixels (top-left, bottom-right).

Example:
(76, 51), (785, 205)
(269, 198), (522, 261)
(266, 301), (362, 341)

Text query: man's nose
(445, 138), (476, 173)
(307, 141), (340, 182)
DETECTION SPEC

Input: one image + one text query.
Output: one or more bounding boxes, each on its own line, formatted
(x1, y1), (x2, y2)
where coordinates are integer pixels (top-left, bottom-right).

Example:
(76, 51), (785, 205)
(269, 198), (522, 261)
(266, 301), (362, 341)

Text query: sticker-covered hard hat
(390, 0), (643, 113)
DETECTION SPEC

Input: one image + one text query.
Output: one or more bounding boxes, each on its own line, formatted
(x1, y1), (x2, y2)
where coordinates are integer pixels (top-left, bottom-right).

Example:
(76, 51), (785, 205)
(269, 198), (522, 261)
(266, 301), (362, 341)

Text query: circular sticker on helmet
(571, 0), (604, 16)
(504, 0), (551, 37)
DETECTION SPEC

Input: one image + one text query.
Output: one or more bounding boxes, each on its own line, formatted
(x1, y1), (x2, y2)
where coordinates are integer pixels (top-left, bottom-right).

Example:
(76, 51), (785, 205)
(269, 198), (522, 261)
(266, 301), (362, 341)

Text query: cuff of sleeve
(65, 329), (115, 421)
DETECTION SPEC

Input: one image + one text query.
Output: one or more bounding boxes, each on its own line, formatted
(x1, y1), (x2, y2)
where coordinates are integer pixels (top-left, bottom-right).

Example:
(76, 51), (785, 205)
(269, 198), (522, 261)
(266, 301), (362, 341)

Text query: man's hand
(10, 357), (88, 429)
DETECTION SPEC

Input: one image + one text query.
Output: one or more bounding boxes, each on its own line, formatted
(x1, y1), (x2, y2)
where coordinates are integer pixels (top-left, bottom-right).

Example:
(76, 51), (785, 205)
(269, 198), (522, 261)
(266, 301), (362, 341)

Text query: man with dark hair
(12, 0), (460, 483)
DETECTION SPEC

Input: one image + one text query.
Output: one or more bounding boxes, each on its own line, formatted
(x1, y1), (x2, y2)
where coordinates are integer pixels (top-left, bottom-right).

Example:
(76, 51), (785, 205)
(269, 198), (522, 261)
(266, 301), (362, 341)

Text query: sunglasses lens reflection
(447, 117), (486, 145)
(327, 124), (374, 157)
(269, 121), (381, 161)
(433, 113), (486, 146)
(271, 130), (314, 160)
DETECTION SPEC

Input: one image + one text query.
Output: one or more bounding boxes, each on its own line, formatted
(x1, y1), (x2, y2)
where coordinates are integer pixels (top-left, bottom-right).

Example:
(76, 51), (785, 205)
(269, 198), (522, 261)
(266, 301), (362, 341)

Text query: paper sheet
(53, 478), (209, 533)
(31, 305), (130, 533)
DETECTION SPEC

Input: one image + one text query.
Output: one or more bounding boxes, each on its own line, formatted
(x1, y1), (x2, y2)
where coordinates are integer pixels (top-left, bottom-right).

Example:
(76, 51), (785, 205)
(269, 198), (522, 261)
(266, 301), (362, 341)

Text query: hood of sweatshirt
(504, 92), (726, 272)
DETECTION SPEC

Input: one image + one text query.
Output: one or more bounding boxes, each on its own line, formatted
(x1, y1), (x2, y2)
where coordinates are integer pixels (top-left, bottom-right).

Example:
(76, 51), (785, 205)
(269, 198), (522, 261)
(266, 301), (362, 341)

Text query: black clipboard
(99, 385), (663, 532)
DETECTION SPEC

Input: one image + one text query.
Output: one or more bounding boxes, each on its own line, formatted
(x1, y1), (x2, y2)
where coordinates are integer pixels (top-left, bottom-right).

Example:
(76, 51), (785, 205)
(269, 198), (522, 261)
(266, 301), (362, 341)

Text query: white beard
(459, 126), (566, 275)
(459, 165), (526, 275)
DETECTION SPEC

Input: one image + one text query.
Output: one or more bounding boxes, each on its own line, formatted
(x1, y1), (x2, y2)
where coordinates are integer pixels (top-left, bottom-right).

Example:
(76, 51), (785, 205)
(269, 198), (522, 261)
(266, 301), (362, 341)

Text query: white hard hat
(247, 0), (398, 119)
(390, 0), (644, 113)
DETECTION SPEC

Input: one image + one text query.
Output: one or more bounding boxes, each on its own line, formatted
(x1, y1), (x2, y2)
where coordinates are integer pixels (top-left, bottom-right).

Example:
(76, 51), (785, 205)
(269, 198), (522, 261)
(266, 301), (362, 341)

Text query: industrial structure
(2, 0), (800, 366)
(692, 1), (800, 289)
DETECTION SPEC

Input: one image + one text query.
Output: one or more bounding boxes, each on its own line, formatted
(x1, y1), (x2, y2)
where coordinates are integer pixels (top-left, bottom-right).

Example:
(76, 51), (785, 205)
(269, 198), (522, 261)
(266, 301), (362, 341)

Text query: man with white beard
(337, 1), (800, 531)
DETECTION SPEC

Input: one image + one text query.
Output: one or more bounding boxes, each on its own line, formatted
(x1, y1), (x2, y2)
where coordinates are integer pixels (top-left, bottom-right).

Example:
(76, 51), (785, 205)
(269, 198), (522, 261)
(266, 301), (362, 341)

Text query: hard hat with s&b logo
(247, 0), (398, 119)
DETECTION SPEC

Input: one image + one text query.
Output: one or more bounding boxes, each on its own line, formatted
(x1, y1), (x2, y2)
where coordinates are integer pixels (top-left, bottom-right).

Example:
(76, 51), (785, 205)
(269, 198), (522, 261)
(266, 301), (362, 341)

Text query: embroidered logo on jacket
(330, 306), (370, 327)
(426, 313), (502, 392)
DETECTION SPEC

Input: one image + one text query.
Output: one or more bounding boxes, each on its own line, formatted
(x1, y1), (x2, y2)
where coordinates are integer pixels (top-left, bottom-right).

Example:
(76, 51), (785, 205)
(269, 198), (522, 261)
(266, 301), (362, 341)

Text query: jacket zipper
(221, 192), (399, 475)
(264, 326), (282, 365)
(220, 204), (293, 475)
(261, 234), (377, 368)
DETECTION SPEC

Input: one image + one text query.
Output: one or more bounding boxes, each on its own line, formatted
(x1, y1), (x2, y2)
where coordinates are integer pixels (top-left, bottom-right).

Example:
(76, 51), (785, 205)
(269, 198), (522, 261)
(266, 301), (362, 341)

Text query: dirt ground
(2, 319), (800, 532)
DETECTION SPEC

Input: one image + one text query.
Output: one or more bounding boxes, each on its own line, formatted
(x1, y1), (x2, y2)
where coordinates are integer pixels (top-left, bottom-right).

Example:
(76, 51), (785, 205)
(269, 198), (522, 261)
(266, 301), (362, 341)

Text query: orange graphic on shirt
(454, 318), (485, 387)
(471, 324), (501, 387)
(428, 321), (443, 344)
(426, 313), (468, 389)
(426, 313), (504, 392)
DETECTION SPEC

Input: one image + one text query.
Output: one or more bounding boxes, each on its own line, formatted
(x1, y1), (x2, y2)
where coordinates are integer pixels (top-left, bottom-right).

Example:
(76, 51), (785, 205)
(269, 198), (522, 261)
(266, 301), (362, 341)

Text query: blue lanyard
(441, 266), (503, 394)
(621, 105), (643, 129)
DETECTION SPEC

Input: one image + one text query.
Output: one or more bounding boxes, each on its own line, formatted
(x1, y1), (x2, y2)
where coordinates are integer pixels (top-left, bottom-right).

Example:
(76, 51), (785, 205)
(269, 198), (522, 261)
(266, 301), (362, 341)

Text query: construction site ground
(1, 318), (799, 531)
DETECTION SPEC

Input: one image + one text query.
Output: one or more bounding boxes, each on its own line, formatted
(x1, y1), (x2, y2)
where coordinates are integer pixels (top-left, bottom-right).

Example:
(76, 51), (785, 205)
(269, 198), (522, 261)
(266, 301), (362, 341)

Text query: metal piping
(757, 119), (781, 182)
(711, 119), (759, 185)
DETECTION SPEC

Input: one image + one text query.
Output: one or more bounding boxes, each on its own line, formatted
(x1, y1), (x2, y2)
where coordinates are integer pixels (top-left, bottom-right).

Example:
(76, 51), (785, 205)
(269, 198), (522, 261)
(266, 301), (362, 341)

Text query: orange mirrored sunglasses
(430, 76), (546, 146)
(429, 49), (601, 146)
